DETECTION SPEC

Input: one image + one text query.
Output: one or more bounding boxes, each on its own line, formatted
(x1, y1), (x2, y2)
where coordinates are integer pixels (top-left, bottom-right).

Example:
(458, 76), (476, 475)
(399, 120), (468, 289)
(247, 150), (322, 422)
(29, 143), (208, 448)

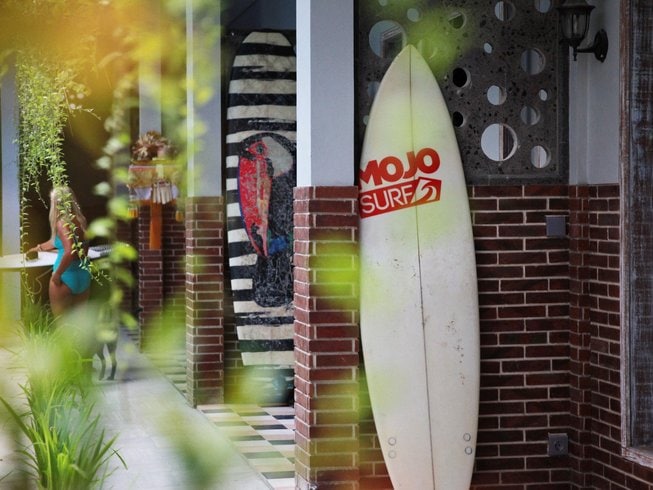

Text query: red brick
(314, 186), (359, 199)
(473, 186), (523, 198)
(498, 251), (547, 264)
(499, 198), (548, 210)
(470, 198), (499, 211)
(294, 187), (314, 200)
(476, 212), (525, 225)
(499, 224), (547, 237)
(499, 305), (547, 318)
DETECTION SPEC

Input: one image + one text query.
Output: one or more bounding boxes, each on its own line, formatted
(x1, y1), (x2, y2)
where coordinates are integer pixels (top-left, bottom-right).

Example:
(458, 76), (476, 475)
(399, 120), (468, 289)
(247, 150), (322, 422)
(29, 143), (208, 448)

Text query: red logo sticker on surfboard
(359, 147), (442, 218)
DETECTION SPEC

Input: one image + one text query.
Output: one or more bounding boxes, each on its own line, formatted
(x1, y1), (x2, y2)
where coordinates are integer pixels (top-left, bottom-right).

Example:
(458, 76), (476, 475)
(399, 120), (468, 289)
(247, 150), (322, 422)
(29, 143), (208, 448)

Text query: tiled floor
(149, 349), (187, 396)
(198, 404), (296, 490)
(151, 346), (297, 490)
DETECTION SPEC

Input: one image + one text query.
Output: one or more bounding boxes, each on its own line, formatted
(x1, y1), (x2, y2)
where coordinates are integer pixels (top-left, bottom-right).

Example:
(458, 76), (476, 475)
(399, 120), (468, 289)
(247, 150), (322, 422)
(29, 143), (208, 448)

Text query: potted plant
(131, 130), (177, 162)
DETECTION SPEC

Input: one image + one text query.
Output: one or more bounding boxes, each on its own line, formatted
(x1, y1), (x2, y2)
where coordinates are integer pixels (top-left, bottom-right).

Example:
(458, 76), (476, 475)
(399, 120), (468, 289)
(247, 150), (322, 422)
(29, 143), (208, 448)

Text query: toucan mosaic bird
(238, 133), (295, 258)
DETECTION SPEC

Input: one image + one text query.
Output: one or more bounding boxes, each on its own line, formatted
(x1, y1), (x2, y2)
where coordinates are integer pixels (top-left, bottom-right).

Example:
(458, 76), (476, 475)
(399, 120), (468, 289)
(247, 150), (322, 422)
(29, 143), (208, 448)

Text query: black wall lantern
(557, 0), (608, 62)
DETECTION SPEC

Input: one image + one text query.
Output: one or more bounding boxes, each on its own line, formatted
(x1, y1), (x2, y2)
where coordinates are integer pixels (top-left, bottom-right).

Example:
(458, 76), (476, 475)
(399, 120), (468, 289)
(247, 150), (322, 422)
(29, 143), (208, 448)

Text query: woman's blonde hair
(49, 186), (87, 239)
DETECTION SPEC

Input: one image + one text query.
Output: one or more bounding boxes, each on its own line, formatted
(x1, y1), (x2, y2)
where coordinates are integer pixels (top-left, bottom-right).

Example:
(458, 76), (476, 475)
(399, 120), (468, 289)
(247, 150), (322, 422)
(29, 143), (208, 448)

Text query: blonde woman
(29, 186), (91, 316)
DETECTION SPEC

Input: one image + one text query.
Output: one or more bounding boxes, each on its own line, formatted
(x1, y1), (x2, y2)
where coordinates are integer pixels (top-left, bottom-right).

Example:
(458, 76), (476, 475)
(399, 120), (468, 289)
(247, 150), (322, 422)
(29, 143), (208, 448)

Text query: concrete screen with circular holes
(357, 0), (568, 184)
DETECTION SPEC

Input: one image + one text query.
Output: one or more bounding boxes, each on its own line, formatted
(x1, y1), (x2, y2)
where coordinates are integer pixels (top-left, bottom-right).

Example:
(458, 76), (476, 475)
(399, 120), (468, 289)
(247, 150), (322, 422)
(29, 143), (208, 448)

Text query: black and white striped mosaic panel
(226, 31), (296, 367)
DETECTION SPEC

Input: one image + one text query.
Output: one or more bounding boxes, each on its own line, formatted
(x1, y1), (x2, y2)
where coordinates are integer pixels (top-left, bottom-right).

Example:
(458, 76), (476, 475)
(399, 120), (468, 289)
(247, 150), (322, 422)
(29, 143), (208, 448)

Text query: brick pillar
(136, 202), (185, 347)
(568, 185), (593, 489)
(162, 204), (186, 327)
(294, 186), (360, 490)
(116, 218), (138, 329)
(185, 196), (225, 406)
(137, 204), (163, 346)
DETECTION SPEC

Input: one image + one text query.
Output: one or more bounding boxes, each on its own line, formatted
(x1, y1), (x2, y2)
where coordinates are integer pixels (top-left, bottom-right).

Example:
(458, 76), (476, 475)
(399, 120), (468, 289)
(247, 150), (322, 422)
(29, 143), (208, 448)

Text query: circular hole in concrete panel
(367, 81), (380, 100)
(531, 145), (551, 168)
(481, 123), (518, 162)
(521, 48), (546, 75)
(538, 89), (549, 101)
(417, 39), (435, 60)
(452, 67), (470, 88)
(487, 85), (507, 105)
(448, 12), (466, 29)
(369, 20), (407, 59)
(483, 42), (493, 54)
(407, 8), (421, 22)
(534, 0), (551, 13)
(520, 105), (540, 126)
(494, 1), (516, 22)
(452, 111), (465, 127)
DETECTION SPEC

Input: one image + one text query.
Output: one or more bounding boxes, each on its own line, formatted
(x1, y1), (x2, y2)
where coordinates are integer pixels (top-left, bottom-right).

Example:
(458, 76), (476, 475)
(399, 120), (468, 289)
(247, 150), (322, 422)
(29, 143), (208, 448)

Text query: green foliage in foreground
(0, 309), (125, 489)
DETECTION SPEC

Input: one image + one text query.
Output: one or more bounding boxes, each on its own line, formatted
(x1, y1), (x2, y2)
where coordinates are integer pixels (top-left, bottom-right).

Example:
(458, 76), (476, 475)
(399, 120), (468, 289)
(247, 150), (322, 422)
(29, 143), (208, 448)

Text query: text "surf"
(359, 147), (442, 218)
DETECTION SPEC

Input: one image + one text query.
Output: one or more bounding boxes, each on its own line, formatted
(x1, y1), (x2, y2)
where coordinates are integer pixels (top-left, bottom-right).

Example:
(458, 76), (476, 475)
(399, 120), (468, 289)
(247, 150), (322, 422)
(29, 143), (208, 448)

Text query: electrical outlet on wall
(548, 433), (569, 456)
(545, 215), (567, 237)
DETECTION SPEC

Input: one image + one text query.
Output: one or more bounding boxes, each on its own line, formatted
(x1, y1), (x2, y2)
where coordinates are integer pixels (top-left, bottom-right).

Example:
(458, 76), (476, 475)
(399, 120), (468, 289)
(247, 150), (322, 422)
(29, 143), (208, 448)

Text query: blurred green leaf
(94, 181), (112, 196)
(87, 218), (114, 238)
(111, 241), (138, 261)
(107, 196), (131, 219)
(95, 156), (112, 170)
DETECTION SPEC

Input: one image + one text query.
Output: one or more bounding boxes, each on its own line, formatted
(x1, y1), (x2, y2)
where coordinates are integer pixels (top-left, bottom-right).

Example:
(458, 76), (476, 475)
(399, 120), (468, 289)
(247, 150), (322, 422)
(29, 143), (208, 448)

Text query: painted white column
(137, 0), (161, 134)
(185, 0), (222, 197)
(139, 59), (162, 134)
(568, 0), (620, 185)
(1, 65), (21, 321)
(296, 0), (354, 186)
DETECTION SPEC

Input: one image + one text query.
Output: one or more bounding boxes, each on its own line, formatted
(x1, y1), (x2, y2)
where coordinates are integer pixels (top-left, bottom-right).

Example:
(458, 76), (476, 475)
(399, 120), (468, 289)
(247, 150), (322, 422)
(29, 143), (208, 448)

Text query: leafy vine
(4, 1), (105, 296)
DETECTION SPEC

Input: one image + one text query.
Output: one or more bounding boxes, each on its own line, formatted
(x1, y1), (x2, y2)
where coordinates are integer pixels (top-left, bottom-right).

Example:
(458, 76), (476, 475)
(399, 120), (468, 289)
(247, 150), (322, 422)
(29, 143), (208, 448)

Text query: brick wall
(185, 196), (224, 405)
(136, 202), (185, 347)
(177, 181), (653, 488)
(223, 260), (241, 401)
(568, 185), (652, 490)
(470, 185), (571, 489)
(162, 203), (186, 326)
(349, 184), (630, 489)
(293, 186), (360, 490)
(359, 366), (392, 488)
(568, 185), (594, 487)
(294, 184), (577, 489)
(581, 185), (623, 488)
(137, 203), (163, 341)
(116, 218), (139, 328)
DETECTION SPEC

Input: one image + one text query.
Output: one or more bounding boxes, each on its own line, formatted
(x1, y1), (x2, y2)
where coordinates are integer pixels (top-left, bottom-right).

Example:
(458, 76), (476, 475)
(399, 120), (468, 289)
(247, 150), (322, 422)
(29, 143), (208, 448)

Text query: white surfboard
(359, 45), (479, 489)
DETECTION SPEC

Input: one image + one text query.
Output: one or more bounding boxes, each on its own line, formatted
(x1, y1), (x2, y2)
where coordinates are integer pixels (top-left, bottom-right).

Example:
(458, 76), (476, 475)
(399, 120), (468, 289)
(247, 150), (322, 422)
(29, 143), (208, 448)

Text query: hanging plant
(16, 51), (70, 198)
(5, 1), (104, 291)
(15, 49), (104, 288)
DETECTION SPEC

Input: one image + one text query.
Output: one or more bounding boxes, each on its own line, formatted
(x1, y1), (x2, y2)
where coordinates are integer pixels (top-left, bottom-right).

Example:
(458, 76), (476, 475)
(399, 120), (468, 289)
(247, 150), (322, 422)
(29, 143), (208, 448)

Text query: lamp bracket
(575, 29), (608, 62)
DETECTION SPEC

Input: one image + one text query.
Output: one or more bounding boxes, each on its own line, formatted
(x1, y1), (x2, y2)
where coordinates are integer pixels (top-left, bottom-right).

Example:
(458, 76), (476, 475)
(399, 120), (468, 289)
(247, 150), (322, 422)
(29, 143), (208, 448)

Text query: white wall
(186, 0), (222, 197)
(1, 65), (22, 321)
(296, 0), (354, 186)
(568, 0), (620, 185)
